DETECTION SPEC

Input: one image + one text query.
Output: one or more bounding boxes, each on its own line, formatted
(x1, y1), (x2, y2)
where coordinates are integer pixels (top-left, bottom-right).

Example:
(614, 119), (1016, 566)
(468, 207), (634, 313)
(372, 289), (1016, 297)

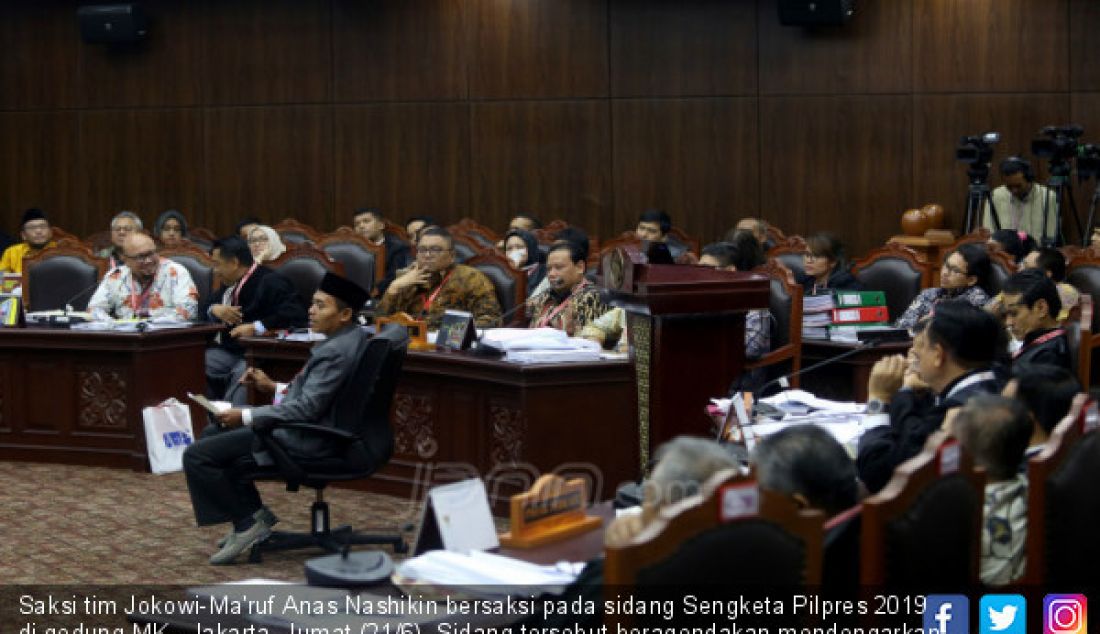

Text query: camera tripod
(1041, 160), (1085, 247)
(963, 167), (1000, 234)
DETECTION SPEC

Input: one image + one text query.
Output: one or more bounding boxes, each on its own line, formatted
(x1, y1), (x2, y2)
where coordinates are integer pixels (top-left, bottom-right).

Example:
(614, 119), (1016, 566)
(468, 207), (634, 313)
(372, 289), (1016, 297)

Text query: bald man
(88, 233), (199, 321)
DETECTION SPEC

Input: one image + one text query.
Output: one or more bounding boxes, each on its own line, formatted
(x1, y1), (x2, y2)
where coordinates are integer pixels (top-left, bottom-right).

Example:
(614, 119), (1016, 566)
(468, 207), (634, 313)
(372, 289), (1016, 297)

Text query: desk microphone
(744, 339), (882, 417)
(62, 280), (103, 313)
(470, 288), (551, 358)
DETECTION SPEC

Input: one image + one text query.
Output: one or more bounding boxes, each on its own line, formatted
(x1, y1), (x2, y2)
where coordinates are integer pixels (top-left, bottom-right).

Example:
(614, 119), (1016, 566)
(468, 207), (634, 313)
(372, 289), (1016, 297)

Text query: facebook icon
(925, 595), (970, 634)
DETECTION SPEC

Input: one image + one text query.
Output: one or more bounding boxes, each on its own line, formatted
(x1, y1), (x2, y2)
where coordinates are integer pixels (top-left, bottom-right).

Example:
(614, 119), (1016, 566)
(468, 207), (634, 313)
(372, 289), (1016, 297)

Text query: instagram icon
(1045, 595), (1088, 634)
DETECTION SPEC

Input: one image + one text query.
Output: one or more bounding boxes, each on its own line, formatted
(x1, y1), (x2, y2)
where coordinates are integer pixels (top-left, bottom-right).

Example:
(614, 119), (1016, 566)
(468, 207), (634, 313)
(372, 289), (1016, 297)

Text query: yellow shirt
(0, 241), (56, 274)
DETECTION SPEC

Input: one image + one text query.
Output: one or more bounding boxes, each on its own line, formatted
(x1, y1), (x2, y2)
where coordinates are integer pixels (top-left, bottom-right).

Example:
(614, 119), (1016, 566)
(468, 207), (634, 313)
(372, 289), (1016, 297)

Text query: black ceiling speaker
(77, 4), (148, 44)
(778, 0), (855, 27)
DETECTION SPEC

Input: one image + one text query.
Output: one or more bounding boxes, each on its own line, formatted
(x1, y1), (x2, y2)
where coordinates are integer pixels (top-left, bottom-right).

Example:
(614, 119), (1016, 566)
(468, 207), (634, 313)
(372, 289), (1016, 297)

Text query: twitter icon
(981, 594), (1026, 634)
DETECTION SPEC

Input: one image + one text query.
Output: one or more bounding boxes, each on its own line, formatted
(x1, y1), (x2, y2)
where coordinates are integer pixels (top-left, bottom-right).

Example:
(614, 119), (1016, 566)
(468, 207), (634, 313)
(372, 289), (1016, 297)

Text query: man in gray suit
(183, 271), (370, 565)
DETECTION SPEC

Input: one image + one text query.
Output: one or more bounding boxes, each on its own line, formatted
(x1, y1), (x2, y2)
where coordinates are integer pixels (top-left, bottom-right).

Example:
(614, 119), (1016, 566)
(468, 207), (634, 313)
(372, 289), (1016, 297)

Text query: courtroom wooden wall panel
(77, 110), (204, 234)
(203, 107), (334, 234)
(0, 2), (79, 110)
(467, 0), (609, 99)
(333, 103), (472, 226)
(332, 0), (469, 102)
(914, 0), (1069, 93)
(1069, 0), (1100, 91)
(912, 94), (1071, 236)
(0, 112), (79, 232)
(757, 0), (913, 95)
(609, 0), (757, 97)
(470, 101), (612, 236)
(202, 0), (332, 105)
(612, 98), (760, 242)
(759, 96), (913, 258)
(77, 1), (206, 108)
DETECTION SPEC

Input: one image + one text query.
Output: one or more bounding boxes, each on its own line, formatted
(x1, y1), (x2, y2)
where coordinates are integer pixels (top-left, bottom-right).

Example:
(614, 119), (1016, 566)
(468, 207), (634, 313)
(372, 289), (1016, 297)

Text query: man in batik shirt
(88, 233), (199, 321)
(377, 226), (501, 330)
(526, 241), (607, 336)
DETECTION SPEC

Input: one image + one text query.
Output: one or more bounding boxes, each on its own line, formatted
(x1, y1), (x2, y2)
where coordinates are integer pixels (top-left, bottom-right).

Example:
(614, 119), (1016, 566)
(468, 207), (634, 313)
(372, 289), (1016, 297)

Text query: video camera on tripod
(1030, 124), (1087, 246)
(956, 131), (1001, 233)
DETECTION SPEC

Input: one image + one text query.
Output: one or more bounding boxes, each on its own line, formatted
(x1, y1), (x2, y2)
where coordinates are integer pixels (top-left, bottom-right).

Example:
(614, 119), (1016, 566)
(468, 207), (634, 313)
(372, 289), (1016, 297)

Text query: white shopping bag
(142, 398), (195, 474)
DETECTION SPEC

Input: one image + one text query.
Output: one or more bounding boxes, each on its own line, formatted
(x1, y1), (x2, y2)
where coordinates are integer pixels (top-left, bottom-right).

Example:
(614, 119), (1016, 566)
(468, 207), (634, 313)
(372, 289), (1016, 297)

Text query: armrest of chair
(744, 343), (796, 369)
(251, 422), (359, 484)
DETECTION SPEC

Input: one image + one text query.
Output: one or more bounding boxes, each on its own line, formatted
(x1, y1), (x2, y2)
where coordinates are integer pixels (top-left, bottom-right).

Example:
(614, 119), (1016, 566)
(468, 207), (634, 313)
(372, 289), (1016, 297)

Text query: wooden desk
(242, 337), (639, 508)
(799, 339), (912, 402)
(0, 324), (220, 470)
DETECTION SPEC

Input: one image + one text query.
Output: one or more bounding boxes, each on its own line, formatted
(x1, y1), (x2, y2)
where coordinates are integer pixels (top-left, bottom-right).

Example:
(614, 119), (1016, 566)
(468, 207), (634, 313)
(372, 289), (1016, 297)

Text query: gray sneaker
(216, 507), (279, 548)
(209, 518), (273, 565)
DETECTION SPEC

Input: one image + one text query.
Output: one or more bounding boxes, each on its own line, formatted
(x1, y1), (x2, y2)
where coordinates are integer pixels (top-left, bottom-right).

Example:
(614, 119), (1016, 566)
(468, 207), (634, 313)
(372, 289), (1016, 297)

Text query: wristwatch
(865, 399), (888, 415)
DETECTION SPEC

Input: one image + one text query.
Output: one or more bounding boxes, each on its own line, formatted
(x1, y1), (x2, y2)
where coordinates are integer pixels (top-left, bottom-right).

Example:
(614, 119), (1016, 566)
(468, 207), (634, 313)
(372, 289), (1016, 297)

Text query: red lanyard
(1014, 328), (1065, 359)
(231, 263), (259, 306)
(423, 270), (454, 312)
(536, 280), (587, 329)
(129, 272), (155, 314)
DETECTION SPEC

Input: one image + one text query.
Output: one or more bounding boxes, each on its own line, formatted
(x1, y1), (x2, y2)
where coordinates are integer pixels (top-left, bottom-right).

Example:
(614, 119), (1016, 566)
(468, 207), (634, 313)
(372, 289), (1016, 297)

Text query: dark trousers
(183, 427), (263, 527)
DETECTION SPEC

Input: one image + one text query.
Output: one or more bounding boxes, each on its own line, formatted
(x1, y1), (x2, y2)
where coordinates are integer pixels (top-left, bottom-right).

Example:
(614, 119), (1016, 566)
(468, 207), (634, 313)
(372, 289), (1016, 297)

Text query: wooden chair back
(318, 228), (386, 295)
(159, 243), (217, 308)
(851, 243), (933, 322)
(1023, 394), (1099, 586)
(604, 469), (823, 627)
(860, 433), (984, 588)
(84, 230), (114, 254)
(766, 235), (808, 281)
(449, 218), (501, 248)
(20, 241), (107, 312)
(272, 218), (323, 245)
(266, 243), (344, 307)
(746, 259), (803, 388)
(466, 250), (527, 326)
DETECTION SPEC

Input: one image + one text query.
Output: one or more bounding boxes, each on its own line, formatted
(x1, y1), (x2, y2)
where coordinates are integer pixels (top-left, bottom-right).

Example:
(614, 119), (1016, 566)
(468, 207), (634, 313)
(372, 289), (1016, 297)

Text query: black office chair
(21, 242), (106, 311)
(245, 323), (410, 561)
(160, 245), (216, 309)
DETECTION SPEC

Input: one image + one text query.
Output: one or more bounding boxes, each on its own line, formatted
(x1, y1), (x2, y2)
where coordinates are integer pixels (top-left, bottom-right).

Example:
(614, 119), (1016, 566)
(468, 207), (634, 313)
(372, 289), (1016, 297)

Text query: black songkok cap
(21, 208), (47, 227)
(319, 271), (368, 311)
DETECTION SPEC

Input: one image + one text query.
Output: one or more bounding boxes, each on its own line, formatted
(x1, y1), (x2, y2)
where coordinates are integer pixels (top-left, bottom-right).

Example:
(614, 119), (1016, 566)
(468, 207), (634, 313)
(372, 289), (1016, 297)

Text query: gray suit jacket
(251, 324), (367, 459)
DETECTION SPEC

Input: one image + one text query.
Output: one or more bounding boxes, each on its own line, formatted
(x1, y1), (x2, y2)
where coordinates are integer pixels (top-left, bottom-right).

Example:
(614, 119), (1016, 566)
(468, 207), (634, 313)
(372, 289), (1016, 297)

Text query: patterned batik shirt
(896, 285), (991, 329)
(980, 475), (1028, 586)
(377, 263), (502, 330)
(88, 258), (199, 321)
(526, 278), (608, 336)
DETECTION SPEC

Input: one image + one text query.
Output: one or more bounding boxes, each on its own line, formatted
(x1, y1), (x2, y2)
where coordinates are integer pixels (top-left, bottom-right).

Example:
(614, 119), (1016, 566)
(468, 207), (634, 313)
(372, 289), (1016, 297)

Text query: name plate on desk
(0, 294), (23, 327)
(437, 309), (475, 350)
(498, 474), (602, 549)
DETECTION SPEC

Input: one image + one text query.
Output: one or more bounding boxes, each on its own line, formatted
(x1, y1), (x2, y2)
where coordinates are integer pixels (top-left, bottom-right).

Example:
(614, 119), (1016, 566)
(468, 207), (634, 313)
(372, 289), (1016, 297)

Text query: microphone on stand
(470, 287), (553, 358)
(63, 280), (102, 314)
(743, 339), (882, 418)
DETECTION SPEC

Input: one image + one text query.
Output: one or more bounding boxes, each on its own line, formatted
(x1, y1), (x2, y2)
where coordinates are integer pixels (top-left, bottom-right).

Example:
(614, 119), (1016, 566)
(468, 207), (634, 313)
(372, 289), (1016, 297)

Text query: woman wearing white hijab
(247, 225), (287, 263)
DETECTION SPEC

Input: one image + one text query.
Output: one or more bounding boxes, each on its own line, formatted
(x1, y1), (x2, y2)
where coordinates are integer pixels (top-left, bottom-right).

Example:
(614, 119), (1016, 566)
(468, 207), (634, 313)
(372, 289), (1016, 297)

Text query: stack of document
(394, 550), (579, 596)
(478, 328), (602, 363)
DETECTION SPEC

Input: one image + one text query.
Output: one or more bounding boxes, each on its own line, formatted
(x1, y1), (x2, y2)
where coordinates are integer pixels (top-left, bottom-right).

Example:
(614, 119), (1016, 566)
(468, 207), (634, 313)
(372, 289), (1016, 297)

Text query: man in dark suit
(203, 236), (306, 412)
(352, 207), (410, 297)
(857, 301), (1003, 493)
(1001, 269), (1070, 372)
(184, 272), (372, 564)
